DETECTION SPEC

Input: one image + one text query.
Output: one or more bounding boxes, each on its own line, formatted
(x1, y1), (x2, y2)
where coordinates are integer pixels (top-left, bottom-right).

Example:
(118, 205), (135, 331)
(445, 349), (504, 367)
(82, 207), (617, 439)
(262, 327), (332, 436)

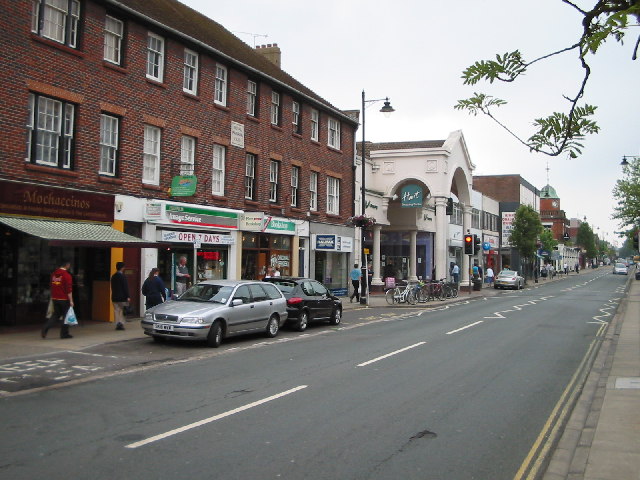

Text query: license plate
(154, 324), (174, 331)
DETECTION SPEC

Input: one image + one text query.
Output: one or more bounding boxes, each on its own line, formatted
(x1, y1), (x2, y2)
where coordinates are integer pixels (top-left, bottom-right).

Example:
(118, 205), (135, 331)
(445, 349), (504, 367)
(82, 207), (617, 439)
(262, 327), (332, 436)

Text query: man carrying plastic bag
(41, 260), (75, 339)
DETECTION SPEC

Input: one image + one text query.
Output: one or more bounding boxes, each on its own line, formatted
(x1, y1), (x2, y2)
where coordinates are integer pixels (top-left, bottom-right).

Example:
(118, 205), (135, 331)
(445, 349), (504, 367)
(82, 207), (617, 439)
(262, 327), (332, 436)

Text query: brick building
(0, 0), (357, 326)
(539, 184), (569, 241)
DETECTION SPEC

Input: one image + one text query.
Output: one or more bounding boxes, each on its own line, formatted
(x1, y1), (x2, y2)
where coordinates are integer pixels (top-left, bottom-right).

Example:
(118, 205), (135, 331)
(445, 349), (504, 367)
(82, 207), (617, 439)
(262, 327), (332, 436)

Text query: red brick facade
(0, 0), (356, 223)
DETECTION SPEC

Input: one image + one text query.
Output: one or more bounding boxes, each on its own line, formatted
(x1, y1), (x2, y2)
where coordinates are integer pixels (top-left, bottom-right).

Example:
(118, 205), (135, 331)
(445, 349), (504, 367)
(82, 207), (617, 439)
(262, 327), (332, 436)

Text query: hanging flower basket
(347, 215), (376, 229)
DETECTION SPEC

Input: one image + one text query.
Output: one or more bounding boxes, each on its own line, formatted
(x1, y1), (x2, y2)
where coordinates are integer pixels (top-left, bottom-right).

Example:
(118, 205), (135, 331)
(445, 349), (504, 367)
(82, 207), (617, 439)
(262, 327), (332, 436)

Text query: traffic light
(446, 197), (453, 215)
(464, 234), (474, 255)
(474, 234), (481, 253)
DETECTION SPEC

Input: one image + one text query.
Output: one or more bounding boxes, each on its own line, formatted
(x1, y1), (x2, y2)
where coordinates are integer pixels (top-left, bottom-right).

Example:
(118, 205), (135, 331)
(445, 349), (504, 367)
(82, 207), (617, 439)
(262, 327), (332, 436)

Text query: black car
(263, 277), (342, 331)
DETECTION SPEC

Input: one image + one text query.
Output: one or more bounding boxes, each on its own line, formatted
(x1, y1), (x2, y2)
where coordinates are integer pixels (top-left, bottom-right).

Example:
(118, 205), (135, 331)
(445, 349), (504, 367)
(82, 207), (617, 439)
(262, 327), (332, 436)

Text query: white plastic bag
(64, 306), (78, 326)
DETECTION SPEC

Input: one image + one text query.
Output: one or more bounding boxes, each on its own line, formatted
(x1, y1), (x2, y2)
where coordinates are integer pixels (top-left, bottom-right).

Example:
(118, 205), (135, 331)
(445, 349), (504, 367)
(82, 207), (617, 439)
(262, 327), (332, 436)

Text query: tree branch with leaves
(455, 1), (639, 158)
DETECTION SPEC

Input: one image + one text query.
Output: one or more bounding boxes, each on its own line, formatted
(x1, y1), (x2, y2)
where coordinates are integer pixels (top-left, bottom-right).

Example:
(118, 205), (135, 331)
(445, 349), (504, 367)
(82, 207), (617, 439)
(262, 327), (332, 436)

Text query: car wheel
(265, 315), (279, 338)
(329, 307), (341, 325)
(296, 311), (309, 332)
(207, 320), (223, 348)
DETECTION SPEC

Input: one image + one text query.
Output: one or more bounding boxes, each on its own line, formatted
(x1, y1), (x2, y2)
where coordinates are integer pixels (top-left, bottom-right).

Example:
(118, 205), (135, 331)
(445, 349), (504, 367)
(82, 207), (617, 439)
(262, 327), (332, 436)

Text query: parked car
(494, 269), (525, 290)
(141, 280), (288, 347)
(263, 277), (342, 331)
(613, 262), (628, 275)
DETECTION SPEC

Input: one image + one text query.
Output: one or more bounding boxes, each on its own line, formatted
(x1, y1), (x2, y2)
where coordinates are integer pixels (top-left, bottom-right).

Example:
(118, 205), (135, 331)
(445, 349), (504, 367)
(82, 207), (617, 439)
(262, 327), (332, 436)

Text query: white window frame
(214, 64), (227, 106)
(183, 49), (199, 95)
(180, 135), (196, 176)
(146, 32), (164, 82)
(309, 171), (318, 211)
(291, 166), (300, 207)
(32, 0), (80, 48)
(103, 15), (123, 65)
(328, 117), (341, 149)
(292, 101), (300, 133)
(269, 160), (279, 202)
(327, 177), (340, 215)
(246, 80), (257, 116)
(310, 109), (319, 141)
(212, 144), (226, 196)
(143, 125), (161, 185)
(99, 114), (119, 176)
(271, 91), (280, 125)
(26, 93), (75, 169)
(245, 153), (256, 200)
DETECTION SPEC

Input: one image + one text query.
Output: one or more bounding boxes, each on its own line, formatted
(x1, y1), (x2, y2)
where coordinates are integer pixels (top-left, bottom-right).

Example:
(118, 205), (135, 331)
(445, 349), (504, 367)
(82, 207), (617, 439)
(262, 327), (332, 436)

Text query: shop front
(376, 231), (434, 282)
(309, 223), (355, 296)
(143, 201), (241, 293)
(0, 181), (157, 327)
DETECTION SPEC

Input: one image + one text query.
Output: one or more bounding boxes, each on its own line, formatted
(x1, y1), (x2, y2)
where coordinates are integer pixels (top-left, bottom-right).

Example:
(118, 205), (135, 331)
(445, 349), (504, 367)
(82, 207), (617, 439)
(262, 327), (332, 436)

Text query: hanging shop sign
(401, 185), (422, 208)
(262, 216), (296, 235)
(240, 212), (265, 231)
(312, 234), (354, 252)
(170, 175), (198, 197)
(158, 230), (235, 245)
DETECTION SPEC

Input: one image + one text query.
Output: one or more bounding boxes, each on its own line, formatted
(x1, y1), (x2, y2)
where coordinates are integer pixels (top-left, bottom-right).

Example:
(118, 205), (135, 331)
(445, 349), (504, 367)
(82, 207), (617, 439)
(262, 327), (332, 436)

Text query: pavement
(0, 271), (637, 479)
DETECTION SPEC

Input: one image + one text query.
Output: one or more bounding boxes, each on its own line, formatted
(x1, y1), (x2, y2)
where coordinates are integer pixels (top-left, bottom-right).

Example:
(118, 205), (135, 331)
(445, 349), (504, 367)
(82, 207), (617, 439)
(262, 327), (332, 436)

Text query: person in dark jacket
(110, 261), (130, 331)
(141, 268), (166, 310)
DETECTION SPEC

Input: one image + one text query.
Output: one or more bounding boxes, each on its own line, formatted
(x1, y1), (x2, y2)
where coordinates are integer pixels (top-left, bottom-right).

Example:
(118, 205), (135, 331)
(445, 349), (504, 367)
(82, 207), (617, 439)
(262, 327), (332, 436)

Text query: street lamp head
(621, 155), (629, 166)
(379, 98), (395, 118)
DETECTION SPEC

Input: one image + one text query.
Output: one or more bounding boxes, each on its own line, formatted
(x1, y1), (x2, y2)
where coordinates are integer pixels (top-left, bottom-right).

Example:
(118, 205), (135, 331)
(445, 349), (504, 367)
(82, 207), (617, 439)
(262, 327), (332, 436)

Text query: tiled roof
(109, 0), (355, 123)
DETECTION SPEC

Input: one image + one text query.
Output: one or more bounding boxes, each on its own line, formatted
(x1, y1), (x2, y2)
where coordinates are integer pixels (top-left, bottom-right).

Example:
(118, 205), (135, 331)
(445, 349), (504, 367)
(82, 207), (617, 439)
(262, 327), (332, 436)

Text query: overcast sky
(180, 0), (639, 246)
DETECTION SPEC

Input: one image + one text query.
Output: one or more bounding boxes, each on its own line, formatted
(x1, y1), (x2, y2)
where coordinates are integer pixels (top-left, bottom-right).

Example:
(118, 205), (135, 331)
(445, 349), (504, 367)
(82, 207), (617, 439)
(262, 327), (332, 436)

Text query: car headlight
(181, 316), (206, 324)
(144, 312), (154, 321)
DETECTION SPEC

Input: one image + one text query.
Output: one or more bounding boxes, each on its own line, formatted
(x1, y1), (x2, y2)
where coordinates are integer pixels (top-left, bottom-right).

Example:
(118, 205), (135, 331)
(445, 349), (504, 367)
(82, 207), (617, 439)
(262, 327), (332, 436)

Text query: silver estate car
(141, 280), (288, 347)
(494, 269), (525, 290)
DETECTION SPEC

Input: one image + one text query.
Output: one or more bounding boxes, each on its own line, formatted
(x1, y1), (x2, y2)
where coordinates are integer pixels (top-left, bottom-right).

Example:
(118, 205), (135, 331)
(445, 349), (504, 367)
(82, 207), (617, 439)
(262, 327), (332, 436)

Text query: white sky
(180, 0), (639, 245)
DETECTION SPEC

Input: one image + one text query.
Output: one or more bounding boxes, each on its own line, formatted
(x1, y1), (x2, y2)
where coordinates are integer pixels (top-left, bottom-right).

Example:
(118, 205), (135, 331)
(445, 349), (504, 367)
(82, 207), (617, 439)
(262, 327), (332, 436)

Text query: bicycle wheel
(417, 286), (429, 303)
(451, 284), (459, 298)
(436, 284), (445, 301)
(385, 288), (397, 305)
(407, 289), (417, 305)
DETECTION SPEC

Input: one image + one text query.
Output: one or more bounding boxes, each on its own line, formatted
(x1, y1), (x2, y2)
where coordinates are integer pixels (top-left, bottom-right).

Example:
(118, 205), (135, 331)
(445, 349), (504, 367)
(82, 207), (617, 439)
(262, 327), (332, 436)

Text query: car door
(226, 285), (255, 335)
(300, 280), (320, 319)
(311, 281), (333, 319)
(247, 283), (270, 331)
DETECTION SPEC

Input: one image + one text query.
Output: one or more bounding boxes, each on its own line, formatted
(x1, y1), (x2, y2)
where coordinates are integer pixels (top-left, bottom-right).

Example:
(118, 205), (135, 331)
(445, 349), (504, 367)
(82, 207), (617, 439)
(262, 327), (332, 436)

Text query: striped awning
(0, 216), (159, 248)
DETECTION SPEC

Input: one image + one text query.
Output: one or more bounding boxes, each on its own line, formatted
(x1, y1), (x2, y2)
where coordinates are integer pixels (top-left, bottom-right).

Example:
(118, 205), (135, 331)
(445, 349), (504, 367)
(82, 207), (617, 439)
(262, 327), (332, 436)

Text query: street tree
(617, 235), (636, 258)
(455, 1), (640, 158)
(540, 228), (559, 255)
(612, 156), (640, 237)
(577, 222), (598, 260)
(509, 205), (544, 277)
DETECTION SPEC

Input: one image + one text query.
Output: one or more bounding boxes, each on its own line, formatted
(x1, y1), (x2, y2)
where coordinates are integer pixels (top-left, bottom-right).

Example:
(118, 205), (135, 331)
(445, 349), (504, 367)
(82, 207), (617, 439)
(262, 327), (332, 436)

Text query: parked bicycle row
(385, 279), (459, 305)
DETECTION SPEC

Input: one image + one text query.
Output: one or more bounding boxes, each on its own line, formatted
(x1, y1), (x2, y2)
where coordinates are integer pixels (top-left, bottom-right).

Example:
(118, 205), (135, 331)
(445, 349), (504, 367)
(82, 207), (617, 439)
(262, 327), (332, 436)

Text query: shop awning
(0, 216), (160, 248)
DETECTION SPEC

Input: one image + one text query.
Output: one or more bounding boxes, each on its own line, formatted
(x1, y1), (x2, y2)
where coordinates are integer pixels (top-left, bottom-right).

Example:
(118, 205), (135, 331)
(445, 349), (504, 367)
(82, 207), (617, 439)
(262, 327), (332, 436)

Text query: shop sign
(331, 288), (348, 296)
(240, 212), (264, 231)
(312, 234), (353, 252)
(144, 203), (163, 220)
(0, 180), (114, 222)
(262, 216), (295, 234)
(501, 211), (515, 247)
(401, 185), (422, 208)
(170, 175), (197, 197)
(165, 204), (238, 229)
(159, 230), (235, 245)
(230, 121), (245, 148)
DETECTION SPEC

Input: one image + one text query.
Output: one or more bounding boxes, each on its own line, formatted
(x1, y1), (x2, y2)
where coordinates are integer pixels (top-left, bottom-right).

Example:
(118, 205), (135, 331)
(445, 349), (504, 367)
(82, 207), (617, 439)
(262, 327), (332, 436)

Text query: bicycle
(441, 279), (459, 298)
(385, 280), (418, 305)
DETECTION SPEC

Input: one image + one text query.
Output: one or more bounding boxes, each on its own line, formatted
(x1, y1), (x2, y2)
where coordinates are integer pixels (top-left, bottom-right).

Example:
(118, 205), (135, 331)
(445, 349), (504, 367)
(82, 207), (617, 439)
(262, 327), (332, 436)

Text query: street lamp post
(620, 155), (640, 166)
(360, 90), (394, 305)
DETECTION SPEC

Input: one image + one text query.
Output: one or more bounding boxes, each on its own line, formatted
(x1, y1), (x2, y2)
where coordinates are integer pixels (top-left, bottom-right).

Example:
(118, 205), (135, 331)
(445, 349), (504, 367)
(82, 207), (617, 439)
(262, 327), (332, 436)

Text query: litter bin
(473, 278), (482, 291)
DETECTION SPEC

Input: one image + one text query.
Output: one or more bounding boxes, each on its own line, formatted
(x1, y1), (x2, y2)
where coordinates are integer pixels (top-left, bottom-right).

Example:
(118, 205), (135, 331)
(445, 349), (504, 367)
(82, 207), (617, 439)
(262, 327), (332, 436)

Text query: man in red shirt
(42, 260), (74, 339)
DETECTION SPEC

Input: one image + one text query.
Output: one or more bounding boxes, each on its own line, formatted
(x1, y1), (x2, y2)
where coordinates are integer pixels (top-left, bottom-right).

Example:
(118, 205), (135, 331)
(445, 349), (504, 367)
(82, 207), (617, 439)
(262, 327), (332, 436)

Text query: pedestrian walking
(486, 267), (494, 286)
(564, 262), (569, 275)
(110, 261), (130, 331)
(349, 264), (361, 303)
(175, 256), (190, 297)
(451, 263), (460, 284)
(142, 268), (166, 310)
(41, 260), (74, 339)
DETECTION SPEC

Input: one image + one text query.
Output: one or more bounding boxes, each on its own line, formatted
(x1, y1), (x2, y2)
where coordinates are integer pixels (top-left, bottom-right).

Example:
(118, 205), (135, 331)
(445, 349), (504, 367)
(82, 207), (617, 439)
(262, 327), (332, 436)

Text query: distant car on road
(494, 269), (525, 290)
(612, 262), (628, 275)
(141, 280), (288, 347)
(263, 277), (342, 331)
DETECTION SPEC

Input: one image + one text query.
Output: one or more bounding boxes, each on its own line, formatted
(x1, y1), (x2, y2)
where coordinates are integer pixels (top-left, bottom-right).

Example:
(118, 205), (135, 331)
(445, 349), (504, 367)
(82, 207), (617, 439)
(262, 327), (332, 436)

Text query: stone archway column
(434, 197), (448, 281)
(371, 224), (383, 286)
(461, 204), (472, 286)
(409, 230), (418, 281)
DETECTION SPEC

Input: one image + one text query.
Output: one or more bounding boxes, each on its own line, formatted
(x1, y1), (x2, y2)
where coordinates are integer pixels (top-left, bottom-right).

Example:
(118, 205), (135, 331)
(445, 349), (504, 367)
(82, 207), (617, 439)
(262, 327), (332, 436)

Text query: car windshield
(266, 280), (296, 294)
(179, 284), (233, 304)
(615, 263), (626, 268)
(498, 271), (515, 277)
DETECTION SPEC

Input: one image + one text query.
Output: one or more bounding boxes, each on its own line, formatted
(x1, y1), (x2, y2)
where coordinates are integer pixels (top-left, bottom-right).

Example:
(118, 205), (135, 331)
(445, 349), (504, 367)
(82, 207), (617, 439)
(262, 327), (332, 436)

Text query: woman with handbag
(141, 268), (166, 310)
(110, 261), (130, 331)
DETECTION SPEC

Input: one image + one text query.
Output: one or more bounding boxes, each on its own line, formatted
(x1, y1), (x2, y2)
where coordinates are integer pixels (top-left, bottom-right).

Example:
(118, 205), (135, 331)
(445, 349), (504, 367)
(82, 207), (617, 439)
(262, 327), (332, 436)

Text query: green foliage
(577, 222), (597, 259)
(612, 156), (640, 235)
(539, 228), (558, 254)
(509, 205), (543, 260)
(456, 1), (639, 158)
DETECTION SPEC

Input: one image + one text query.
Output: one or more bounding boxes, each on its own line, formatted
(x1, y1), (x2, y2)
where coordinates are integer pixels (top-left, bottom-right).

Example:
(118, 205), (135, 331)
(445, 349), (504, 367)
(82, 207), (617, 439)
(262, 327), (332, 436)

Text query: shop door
(123, 248), (140, 316)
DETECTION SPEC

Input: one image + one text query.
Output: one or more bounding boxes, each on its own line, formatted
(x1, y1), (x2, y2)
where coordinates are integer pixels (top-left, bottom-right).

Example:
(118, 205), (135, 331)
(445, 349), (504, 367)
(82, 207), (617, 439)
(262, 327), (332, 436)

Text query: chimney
(255, 43), (281, 68)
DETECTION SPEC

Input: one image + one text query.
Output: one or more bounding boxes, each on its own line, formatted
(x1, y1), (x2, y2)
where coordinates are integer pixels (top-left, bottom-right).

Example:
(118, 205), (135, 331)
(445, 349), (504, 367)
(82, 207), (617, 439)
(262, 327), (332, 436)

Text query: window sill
(244, 199), (259, 206)
(290, 207), (304, 213)
(270, 124), (283, 132)
(327, 146), (343, 154)
(142, 183), (164, 192)
(31, 34), (85, 58)
(246, 115), (260, 123)
(145, 78), (167, 89)
(103, 61), (128, 75)
(24, 163), (79, 178)
(183, 91), (200, 101)
(311, 140), (322, 146)
(292, 132), (303, 140)
(98, 175), (123, 185)
(326, 213), (342, 219)
(211, 194), (228, 202)
(309, 210), (321, 216)
(214, 103), (230, 112)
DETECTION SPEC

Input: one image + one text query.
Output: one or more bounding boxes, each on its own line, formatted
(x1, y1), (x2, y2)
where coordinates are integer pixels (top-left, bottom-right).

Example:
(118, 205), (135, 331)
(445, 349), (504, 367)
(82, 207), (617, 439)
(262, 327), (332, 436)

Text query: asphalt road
(0, 269), (624, 480)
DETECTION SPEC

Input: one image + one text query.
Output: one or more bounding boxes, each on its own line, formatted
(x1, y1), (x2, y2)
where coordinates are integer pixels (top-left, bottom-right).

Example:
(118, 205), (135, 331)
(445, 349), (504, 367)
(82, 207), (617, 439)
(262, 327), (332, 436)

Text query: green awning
(0, 216), (160, 248)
